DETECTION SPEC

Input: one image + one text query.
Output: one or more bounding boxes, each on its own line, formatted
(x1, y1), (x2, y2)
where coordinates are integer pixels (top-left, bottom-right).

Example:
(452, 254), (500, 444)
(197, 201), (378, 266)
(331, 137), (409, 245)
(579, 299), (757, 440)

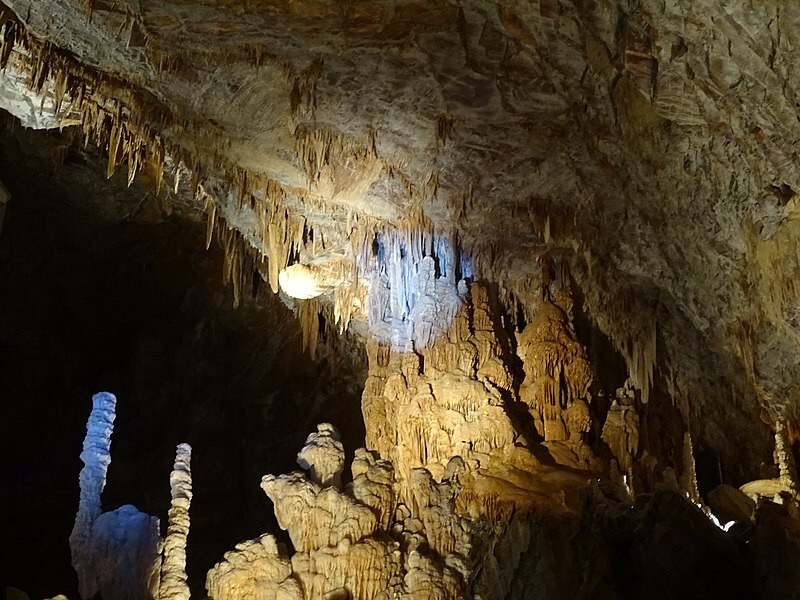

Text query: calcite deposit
(69, 393), (194, 600)
(3, 0), (800, 597)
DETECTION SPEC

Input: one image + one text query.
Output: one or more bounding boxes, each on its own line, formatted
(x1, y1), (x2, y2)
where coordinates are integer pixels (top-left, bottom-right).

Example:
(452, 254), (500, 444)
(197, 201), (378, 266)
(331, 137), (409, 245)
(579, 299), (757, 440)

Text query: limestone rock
(350, 448), (396, 530)
(69, 392), (117, 600)
(90, 505), (162, 600)
(296, 423), (345, 488)
(601, 383), (640, 476)
(261, 472), (378, 553)
(518, 300), (593, 442)
(707, 484), (756, 524)
(206, 535), (302, 600)
(160, 443), (193, 600)
(291, 539), (401, 600)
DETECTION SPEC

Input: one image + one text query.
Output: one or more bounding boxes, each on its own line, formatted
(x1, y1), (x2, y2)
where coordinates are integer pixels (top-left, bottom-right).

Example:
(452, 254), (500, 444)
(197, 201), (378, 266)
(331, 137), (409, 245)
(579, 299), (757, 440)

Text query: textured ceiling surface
(4, 0), (800, 468)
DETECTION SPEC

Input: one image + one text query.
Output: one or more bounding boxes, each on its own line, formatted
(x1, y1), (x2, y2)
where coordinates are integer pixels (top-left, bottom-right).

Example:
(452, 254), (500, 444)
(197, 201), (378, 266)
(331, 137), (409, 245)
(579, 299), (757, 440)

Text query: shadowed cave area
(0, 126), (366, 598)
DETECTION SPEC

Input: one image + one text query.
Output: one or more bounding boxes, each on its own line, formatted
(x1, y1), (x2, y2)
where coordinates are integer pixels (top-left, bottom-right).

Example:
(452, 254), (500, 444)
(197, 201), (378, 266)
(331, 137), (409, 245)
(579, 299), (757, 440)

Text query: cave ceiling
(1, 0), (799, 465)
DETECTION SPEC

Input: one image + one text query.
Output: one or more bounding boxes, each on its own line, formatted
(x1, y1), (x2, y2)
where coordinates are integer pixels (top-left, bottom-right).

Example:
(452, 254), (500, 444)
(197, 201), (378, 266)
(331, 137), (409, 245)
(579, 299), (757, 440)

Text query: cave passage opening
(0, 123), (367, 597)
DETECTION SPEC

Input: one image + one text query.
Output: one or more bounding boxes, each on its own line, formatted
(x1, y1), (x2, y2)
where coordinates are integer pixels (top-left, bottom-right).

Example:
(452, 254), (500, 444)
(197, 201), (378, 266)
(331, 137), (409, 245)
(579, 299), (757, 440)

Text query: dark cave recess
(0, 123), (366, 597)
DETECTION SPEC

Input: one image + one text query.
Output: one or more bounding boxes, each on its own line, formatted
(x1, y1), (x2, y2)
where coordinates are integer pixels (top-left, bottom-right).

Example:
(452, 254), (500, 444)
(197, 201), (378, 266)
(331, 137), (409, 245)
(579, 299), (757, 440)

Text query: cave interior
(2, 1), (800, 599)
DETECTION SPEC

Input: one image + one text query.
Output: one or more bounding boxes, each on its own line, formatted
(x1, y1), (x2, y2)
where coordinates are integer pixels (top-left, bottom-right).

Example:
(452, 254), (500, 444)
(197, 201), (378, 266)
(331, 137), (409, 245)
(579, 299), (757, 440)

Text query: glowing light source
(279, 263), (325, 299)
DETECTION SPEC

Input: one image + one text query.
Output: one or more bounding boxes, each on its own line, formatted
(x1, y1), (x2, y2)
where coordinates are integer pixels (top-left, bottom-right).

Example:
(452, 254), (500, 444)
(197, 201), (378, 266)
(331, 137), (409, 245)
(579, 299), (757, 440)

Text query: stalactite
(289, 55), (323, 117)
(160, 443), (193, 600)
(296, 424), (345, 488)
(295, 298), (320, 358)
(623, 320), (657, 405)
(205, 199), (217, 250)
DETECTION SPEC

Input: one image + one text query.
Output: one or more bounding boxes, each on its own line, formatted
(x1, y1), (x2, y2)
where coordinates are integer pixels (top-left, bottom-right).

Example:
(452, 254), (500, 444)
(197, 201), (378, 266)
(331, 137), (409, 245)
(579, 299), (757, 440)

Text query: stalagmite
(209, 423), (487, 599)
(297, 423), (345, 488)
(206, 535), (301, 600)
(7, 0), (800, 596)
(67, 392), (167, 600)
(601, 382), (639, 478)
(351, 449), (396, 530)
(774, 419), (799, 499)
(90, 504), (162, 600)
(680, 432), (701, 504)
(261, 471), (378, 553)
(160, 443), (193, 600)
(69, 391), (117, 600)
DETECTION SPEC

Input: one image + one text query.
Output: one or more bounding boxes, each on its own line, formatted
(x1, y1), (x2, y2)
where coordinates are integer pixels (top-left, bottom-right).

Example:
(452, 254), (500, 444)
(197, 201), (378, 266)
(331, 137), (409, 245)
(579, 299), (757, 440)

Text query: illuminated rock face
(3, 0), (798, 481)
(296, 423), (345, 488)
(517, 300), (593, 442)
(208, 281), (602, 600)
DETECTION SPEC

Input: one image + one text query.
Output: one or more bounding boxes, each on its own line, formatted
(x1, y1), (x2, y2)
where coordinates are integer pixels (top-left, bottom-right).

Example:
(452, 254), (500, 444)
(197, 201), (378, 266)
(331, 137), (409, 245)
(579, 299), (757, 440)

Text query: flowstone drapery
(517, 300), (593, 442)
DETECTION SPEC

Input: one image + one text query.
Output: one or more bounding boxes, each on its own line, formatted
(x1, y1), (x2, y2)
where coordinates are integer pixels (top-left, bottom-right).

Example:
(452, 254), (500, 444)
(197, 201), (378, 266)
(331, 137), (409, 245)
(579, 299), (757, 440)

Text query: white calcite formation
(69, 391), (117, 600)
(0, 56), (80, 129)
(90, 505), (162, 600)
(69, 392), (162, 600)
(160, 443), (194, 600)
(69, 393), (193, 600)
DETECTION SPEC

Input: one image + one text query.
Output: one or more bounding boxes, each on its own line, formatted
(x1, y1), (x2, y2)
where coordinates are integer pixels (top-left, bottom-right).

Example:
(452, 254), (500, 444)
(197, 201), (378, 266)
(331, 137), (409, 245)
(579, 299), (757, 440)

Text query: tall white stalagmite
(69, 391), (117, 600)
(160, 443), (193, 600)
